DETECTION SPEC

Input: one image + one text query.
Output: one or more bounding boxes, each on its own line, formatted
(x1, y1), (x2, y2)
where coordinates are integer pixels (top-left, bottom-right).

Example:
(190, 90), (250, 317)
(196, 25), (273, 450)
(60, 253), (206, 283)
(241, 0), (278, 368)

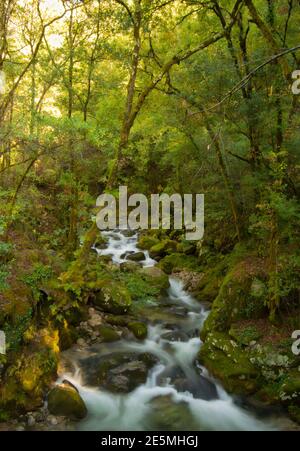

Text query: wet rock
(127, 252), (146, 262)
(98, 326), (120, 343)
(93, 280), (132, 315)
(62, 379), (79, 393)
(121, 230), (137, 238)
(199, 332), (259, 395)
(176, 241), (196, 256)
(161, 331), (189, 342)
(138, 235), (160, 250)
(149, 240), (178, 259)
(80, 352), (157, 393)
(120, 251), (134, 259)
(93, 236), (108, 250)
(157, 366), (218, 400)
(120, 261), (141, 272)
(127, 322), (148, 340)
(140, 267), (170, 292)
(47, 384), (87, 420)
(148, 395), (200, 431)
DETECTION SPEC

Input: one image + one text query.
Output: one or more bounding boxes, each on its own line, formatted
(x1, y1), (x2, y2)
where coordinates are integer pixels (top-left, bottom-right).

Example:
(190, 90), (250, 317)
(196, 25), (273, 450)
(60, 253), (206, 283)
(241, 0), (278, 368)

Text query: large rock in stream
(92, 280), (132, 314)
(80, 352), (157, 393)
(47, 383), (87, 420)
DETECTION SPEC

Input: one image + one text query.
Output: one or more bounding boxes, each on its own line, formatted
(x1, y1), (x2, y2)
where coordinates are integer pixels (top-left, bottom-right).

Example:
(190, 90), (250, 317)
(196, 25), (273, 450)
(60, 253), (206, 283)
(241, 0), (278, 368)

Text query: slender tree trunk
(107, 0), (142, 189)
(66, 7), (79, 258)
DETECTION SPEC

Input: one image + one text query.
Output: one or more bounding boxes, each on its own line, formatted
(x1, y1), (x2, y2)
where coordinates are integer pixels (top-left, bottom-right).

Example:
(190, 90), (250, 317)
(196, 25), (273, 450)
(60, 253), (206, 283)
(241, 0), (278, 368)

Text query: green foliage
(3, 308), (33, 353)
(22, 264), (53, 302)
(120, 272), (160, 304)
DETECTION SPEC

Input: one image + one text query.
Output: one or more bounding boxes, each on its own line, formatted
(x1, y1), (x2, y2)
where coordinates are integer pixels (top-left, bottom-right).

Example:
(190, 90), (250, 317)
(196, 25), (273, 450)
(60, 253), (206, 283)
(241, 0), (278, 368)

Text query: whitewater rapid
(58, 230), (276, 431)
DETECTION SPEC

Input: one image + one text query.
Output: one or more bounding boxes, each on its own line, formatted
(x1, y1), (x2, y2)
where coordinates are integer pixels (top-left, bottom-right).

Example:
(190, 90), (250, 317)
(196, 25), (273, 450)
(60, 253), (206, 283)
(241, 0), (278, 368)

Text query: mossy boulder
(128, 321), (148, 340)
(279, 371), (300, 403)
(229, 324), (262, 346)
(194, 259), (227, 303)
(176, 240), (196, 255)
(92, 280), (132, 314)
(138, 235), (160, 250)
(199, 332), (259, 395)
(105, 314), (133, 327)
(93, 234), (108, 250)
(120, 261), (141, 272)
(0, 337), (58, 414)
(127, 252), (146, 262)
(98, 326), (120, 342)
(48, 384), (87, 420)
(139, 267), (170, 293)
(149, 240), (178, 259)
(158, 253), (200, 275)
(81, 352), (157, 393)
(148, 395), (200, 431)
(201, 259), (267, 341)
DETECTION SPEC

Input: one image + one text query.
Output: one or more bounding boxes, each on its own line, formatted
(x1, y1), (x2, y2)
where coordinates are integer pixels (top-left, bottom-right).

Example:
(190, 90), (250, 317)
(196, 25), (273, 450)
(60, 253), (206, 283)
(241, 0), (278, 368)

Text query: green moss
(201, 260), (267, 340)
(158, 253), (200, 275)
(120, 272), (162, 303)
(149, 240), (178, 259)
(128, 322), (148, 340)
(199, 332), (259, 395)
(0, 344), (58, 414)
(195, 258), (228, 303)
(139, 267), (170, 292)
(105, 314), (133, 327)
(98, 326), (120, 342)
(93, 279), (132, 314)
(176, 240), (196, 255)
(138, 235), (160, 250)
(48, 384), (87, 420)
(229, 324), (262, 346)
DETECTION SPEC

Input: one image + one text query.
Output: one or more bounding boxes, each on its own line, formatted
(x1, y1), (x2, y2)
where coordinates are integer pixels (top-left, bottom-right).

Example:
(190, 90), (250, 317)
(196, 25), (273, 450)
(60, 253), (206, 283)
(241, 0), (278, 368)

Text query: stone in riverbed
(80, 352), (157, 393)
(121, 230), (136, 237)
(92, 280), (132, 314)
(47, 384), (87, 420)
(139, 266), (170, 292)
(120, 261), (141, 272)
(149, 240), (178, 259)
(147, 395), (200, 431)
(98, 325), (121, 342)
(127, 321), (148, 340)
(127, 252), (146, 262)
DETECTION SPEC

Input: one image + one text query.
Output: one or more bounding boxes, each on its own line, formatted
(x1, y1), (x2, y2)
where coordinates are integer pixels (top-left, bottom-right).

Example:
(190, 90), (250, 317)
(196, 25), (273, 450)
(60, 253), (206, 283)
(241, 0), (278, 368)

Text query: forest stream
(53, 230), (280, 432)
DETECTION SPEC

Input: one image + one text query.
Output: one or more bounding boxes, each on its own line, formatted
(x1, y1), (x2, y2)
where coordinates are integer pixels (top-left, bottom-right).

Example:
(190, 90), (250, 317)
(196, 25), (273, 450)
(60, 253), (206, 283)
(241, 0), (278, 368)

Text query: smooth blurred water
(58, 230), (277, 431)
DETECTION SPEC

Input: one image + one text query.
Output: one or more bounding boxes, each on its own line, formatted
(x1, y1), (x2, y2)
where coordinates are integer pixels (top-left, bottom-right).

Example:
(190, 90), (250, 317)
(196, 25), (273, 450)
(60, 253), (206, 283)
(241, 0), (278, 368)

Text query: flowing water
(58, 231), (277, 431)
